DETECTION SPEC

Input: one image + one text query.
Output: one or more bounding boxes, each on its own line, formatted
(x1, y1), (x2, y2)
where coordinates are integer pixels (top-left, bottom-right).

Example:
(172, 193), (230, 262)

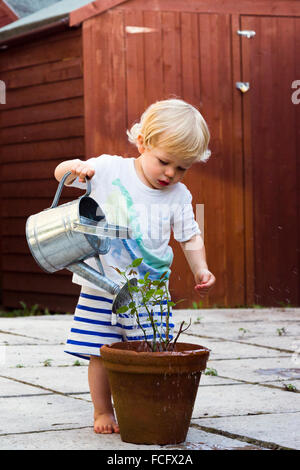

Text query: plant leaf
(117, 305), (129, 313)
(131, 258), (143, 267)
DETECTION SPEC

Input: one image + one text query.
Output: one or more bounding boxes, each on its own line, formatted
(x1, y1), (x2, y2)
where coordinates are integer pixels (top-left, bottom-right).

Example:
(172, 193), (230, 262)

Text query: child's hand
(70, 161), (95, 183)
(194, 268), (216, 297)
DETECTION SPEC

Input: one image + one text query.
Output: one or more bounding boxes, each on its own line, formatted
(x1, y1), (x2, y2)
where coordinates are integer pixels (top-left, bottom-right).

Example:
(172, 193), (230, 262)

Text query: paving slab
(0, 344), (78, 368)
(2, 365), (89, 395)
(193, 383), (300, 418)
(0, 393), (92, 436)
(0, 376), (47, 397)
(207, 356), (300, 383)
(194, 412), (300, 450)
(180, 333), (290, 359)
(237, 335), (300, 352)
(187, 321), (300, 346)
(0, 316), (71, 343)
(0, 333), (45, 345)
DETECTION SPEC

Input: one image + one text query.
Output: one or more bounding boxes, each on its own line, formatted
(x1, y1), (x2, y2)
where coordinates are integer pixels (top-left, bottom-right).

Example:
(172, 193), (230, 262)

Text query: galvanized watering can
(26, 171), (137, 313)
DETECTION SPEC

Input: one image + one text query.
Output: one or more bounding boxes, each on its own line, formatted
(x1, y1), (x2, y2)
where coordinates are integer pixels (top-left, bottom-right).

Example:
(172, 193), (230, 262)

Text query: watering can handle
(50, 171), (92, 208)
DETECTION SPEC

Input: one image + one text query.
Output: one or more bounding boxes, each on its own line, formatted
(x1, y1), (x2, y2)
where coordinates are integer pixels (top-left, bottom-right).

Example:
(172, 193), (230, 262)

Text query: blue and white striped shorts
(64, 286), (174, 360)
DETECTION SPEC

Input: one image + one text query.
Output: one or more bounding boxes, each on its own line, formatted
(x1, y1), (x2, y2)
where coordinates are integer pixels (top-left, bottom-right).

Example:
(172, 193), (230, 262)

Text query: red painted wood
(1, 0), (299, 310)
(0, 138), (84, 163)
(1, 58), (83, 90)
(70, 0), (129, 26)
(124, 9), (145, 133)
(2, 97), (83, 127)
(0, 117), (84, 145)
(2, 272), (79, 294)
(116, 0), (300, 16)
(3, 78), (83, 111)
(2, 291), (77, 313)
(0, 28), (85, 310)
(241, 15), (300, 306)
(83, 11), (127, 157)
(143, 11), (164, 107)
(84, 9), (245, 307)
(0, 1), (18, 27)
(0, 29), (82, 72)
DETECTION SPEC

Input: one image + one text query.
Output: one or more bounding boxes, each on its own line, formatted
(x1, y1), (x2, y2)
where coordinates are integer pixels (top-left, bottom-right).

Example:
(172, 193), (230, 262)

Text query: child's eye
(178, 167), (187, 172)
(159, 159), (168, 165)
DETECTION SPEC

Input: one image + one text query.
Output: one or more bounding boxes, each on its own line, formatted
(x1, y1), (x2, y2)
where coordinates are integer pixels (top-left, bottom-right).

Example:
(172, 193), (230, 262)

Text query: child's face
(137, 138), (194, 190)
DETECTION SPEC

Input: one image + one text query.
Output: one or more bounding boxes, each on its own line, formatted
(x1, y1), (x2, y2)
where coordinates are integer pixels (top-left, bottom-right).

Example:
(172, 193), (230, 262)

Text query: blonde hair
(127, 99), (211, 162)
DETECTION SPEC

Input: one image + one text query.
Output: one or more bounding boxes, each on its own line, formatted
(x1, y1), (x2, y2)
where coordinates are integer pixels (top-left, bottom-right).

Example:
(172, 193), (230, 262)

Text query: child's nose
(165, 166), (175, 178)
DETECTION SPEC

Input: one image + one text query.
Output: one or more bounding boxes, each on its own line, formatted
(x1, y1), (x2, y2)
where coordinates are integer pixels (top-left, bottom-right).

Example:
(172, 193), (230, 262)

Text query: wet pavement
(0, 307), (299, 450)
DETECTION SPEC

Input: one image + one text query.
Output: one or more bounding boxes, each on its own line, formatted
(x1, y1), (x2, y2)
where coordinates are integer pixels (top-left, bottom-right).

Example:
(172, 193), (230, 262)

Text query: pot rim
(101, 341), (211, 358)
(101, 341), (210, 374)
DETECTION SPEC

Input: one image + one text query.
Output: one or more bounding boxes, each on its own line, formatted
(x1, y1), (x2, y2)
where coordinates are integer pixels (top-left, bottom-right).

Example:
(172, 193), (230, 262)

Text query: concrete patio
(0, 307), (299, 450)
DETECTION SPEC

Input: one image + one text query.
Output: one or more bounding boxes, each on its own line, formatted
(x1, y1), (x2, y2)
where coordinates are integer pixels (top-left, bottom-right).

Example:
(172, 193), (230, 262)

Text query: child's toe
(113, 423), (120, 433)
(103, 424), (113, 434)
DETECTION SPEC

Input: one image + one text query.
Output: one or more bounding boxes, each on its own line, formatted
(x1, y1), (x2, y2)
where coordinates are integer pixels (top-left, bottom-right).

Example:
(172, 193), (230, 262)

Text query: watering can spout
(67, 261), (137, 313)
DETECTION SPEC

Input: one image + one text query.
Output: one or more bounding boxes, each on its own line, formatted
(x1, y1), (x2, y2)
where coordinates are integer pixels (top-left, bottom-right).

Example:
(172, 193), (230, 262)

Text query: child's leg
(88, 356), (120, 434)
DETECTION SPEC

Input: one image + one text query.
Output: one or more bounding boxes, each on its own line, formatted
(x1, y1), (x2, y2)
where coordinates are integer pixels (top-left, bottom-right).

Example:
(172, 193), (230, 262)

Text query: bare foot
(94, 412), (120, 434)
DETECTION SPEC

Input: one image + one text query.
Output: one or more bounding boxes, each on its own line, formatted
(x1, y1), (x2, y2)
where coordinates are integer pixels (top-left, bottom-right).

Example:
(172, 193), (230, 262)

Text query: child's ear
(137, 135), (146, 154)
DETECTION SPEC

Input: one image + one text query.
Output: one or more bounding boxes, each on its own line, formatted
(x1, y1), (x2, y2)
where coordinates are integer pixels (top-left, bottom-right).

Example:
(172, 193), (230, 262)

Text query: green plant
(204, 367), (218, 376)
(43, 359), (52, 367)
(277, 327), (287, 336)
(73, 360), (83, 366)
(238, 327), (249, 336)
(192, 301), (203, 309)
(283, 383), (297, 392)
(0, 302), (55, 318)
(113, 258), (190, 352)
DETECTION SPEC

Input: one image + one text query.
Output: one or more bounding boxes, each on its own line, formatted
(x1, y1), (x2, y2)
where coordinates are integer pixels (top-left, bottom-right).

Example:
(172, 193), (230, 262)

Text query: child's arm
(180, 234), (216, 297)
(54, 159), (95, 184)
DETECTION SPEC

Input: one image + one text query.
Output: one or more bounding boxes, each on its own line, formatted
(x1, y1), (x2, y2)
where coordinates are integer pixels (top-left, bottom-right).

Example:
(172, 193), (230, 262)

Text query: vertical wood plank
(296, 18), (300, 306)
(83, 17), (96, 158)
(83, 10), (127, 157)
(143, 10), (164, 106)
(180, 12), (200, 107)
(124, 8), (145, 143)
(230, 14), (247, 306)
(161, 11), (182, 98)
(197, 13), (227, 306)
(241, 16), (255, 305)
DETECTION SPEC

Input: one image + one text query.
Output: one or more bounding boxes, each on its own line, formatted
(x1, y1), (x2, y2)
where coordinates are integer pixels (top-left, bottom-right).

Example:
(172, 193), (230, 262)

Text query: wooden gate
(241, 16), (300, 306)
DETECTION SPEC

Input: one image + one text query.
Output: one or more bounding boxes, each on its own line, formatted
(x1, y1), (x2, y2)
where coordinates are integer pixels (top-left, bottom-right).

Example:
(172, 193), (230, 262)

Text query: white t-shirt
(70, 154), (200, 291)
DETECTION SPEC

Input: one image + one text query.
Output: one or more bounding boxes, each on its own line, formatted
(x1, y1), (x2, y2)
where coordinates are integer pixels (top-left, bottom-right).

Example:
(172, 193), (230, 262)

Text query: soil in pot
(101, 341), (210, 445)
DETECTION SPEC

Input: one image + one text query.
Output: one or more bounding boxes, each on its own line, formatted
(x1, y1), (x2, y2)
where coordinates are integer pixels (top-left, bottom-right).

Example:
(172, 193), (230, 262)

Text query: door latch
(237, 30), (256, 39)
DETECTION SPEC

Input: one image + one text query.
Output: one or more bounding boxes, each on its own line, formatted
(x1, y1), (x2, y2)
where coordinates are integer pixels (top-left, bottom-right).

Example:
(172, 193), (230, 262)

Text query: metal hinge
(236, 82), (250, 93)
(237, 30), (256, 39)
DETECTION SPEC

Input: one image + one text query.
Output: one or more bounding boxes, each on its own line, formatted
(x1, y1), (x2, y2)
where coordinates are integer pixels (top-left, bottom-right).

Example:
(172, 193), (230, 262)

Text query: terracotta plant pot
(100, 341), (210, 445)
